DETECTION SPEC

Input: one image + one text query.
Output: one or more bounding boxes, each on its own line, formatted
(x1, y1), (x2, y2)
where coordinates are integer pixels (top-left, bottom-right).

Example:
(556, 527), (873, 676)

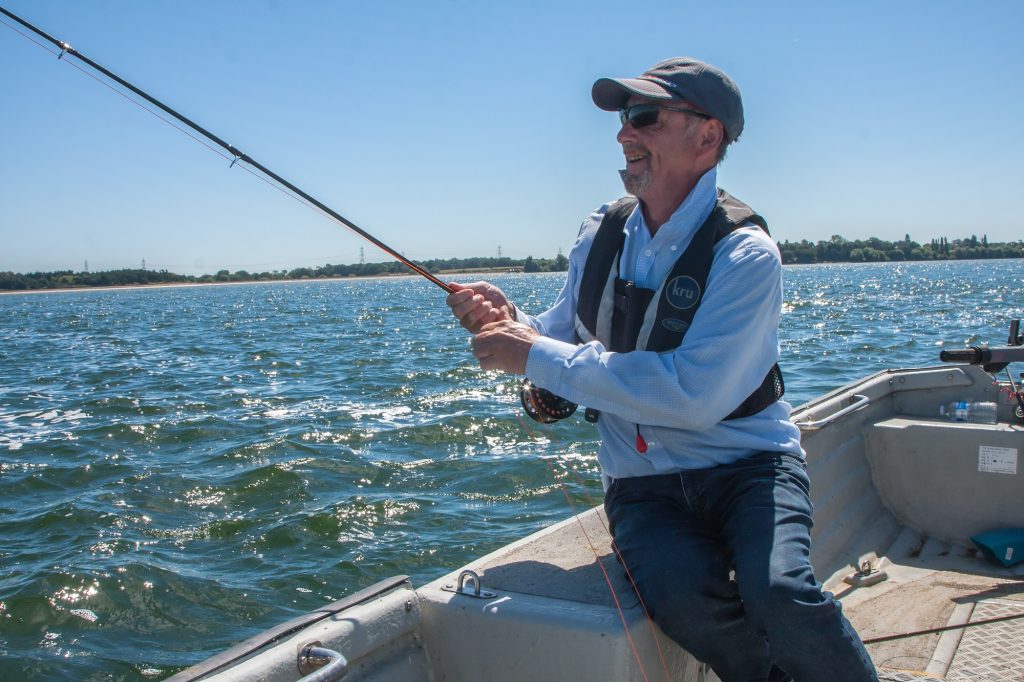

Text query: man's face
(616, 95), (712, 200)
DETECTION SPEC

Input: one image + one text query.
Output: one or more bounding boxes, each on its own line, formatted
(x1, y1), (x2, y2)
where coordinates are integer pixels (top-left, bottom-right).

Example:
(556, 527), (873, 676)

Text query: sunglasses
(618, 103), (711, 129)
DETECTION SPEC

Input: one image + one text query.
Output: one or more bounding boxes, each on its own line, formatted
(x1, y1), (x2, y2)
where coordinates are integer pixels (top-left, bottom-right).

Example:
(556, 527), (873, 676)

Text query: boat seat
(863, 417), (1024, 544)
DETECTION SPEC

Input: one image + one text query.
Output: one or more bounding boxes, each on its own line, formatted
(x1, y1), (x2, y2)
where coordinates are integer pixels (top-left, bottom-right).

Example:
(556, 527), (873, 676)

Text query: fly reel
(519, 379), (578, 423)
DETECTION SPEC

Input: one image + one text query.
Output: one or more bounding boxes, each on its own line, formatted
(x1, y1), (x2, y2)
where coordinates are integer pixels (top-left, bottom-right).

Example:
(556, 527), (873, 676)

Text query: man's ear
(700, 120), (725, 153)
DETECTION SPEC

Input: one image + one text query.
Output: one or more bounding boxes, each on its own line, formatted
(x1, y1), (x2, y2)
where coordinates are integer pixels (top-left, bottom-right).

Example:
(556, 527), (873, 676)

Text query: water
(1, 260), (1021, 680)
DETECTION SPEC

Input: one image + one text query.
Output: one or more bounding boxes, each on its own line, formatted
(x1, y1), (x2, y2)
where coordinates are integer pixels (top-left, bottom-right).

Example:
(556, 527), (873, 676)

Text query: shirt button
(671, 245), (678, 251)
(644, 249), (652, 256)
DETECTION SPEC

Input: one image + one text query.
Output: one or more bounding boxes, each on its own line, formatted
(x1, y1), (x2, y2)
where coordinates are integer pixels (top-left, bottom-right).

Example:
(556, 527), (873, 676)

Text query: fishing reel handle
(520, 380), (577, 423)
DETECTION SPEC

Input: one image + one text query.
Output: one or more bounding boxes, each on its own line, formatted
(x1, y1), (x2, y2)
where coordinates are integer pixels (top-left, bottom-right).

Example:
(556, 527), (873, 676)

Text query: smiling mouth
(623, 146), (649, 165)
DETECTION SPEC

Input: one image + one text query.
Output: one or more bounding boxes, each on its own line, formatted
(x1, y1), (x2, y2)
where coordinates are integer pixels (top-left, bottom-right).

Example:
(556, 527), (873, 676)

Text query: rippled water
(1, 260), (1021, 680)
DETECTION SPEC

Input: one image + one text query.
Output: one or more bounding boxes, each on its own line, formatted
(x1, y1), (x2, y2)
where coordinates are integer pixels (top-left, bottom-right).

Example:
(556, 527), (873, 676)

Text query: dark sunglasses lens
(623, 105), (659, 129)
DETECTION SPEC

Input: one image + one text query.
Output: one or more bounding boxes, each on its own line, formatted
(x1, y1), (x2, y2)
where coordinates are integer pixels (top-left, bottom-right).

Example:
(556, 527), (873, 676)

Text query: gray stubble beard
(619, 167), (651, 197)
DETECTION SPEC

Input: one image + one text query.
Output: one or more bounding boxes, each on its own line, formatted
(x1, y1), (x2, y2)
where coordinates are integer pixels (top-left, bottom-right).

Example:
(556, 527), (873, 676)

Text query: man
(446, 58), (877, 681)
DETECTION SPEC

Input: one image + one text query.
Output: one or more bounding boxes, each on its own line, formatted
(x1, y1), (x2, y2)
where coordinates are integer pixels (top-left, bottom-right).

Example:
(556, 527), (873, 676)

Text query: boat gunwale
(166, 575), (413, 681)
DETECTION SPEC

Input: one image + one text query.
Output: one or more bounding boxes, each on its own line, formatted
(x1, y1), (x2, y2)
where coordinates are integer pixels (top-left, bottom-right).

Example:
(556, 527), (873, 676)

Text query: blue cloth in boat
(972, 528), (1024, 567)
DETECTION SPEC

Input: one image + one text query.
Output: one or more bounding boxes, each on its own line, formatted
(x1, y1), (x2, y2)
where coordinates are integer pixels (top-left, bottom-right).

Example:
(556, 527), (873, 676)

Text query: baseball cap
(592, 57), (744, 142)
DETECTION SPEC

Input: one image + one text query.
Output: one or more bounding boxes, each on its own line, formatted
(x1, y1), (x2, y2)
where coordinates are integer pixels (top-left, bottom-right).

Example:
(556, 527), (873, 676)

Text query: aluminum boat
(170, 323), (1024, 681)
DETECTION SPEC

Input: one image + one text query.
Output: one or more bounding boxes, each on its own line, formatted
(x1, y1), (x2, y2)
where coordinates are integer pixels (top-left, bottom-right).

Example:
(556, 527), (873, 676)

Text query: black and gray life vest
(575, 190), (783, 421)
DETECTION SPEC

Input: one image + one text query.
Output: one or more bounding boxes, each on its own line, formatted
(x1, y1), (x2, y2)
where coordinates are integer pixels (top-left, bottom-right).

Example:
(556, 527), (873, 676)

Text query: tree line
(3, 235), (1022, 291)
(0, 254), (570, 291)
(778, 234), (1023, 264)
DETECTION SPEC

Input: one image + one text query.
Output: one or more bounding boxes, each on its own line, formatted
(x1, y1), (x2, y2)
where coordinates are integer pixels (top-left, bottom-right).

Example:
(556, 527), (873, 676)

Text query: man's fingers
(470, 327), (499, 359)
(470, 330), (489, 358)
(446, 282), (513, 335)
(468, 320), (533, 375)
(461, 298), (496, 332)
(479, 305), (505, 326)
(445, 288), (475, 311)
(447, 293), (487, 331)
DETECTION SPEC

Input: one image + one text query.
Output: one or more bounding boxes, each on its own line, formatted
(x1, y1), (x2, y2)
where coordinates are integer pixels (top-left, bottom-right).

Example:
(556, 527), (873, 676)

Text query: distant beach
(0, 268), (526, 295)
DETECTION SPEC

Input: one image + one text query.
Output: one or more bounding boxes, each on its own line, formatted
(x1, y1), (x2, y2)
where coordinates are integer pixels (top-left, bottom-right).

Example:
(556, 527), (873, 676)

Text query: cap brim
(592, 77), (677, 111)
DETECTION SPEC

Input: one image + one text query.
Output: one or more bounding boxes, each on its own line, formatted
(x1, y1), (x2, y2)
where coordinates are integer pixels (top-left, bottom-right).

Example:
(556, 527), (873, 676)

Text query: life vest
(575, 190), (783, 421)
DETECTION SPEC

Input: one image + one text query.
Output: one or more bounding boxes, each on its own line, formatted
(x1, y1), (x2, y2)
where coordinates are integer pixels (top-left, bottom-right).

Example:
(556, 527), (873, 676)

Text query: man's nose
(616, 121), (636, 145)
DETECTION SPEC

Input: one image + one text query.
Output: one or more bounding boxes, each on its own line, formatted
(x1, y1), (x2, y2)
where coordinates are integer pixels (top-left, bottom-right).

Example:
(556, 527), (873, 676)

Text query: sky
(2, 1), (1022, 276)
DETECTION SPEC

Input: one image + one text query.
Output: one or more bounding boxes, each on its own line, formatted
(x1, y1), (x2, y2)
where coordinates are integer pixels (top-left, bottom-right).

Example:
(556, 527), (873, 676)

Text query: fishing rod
(0, 5), (453, 294)
(3, 12), (668, 679)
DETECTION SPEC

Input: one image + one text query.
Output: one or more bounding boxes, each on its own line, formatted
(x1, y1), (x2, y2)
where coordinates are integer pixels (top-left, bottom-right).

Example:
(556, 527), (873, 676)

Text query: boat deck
(839, 526), (1024, 681)
(470, 507), (1024, 681)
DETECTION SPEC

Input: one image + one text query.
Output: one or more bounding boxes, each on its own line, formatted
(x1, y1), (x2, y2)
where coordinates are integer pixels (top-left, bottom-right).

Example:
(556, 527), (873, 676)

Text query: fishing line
(29, 35), (336, 238)
(558, 457), (673, 682)
(514, 411), (672, 682)
(1, 16), (236, 164)
(0, 6), (452, 294)
(862, 610), (1024, 645)
(0, 12), (327, 256)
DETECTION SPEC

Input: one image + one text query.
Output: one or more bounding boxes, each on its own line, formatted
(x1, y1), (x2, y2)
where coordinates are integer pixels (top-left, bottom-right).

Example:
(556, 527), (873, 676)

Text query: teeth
(623, 148), (648, 163)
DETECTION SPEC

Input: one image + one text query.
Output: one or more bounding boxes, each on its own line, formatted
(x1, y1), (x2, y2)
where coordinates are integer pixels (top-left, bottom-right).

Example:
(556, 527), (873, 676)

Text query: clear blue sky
(2, 1), (1021, 276)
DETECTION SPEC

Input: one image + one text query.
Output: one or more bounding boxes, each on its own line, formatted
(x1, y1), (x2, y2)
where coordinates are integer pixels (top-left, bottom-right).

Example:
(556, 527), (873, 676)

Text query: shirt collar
(620, 167), (719, 288)
(635, 166), (718, 244)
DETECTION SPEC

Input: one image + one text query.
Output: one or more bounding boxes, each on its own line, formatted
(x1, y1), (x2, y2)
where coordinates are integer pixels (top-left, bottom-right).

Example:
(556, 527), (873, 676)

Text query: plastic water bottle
(939, 401), (998, 424)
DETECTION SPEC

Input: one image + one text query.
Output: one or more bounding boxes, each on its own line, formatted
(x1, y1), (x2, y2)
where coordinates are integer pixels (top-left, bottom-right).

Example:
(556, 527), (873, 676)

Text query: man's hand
(446, 281), (514, 334)
(471, 320), (539, 374)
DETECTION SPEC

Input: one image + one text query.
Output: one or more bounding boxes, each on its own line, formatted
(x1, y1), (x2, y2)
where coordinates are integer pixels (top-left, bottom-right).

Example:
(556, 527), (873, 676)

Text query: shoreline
(4, 257), (1022, 296)
(0, 269), (532, 296)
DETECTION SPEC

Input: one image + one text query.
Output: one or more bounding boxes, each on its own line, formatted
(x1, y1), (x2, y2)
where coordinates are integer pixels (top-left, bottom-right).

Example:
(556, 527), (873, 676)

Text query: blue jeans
(604, 452), (878, 682)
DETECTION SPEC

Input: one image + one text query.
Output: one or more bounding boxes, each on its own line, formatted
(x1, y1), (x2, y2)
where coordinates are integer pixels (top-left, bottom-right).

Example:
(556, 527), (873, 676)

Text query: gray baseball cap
(592, 57), (744, 143)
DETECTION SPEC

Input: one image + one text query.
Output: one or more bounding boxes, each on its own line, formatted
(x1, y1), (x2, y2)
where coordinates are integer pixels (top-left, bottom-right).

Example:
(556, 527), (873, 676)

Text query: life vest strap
(577, 192), (785, 422)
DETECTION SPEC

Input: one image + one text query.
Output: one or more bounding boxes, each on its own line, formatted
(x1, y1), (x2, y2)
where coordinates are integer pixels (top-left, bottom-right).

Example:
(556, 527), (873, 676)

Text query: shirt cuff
(525, 335), (577, 391)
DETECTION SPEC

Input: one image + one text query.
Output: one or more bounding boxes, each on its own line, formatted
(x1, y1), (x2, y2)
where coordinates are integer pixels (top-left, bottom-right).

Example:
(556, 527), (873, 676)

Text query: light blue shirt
(521, 168), (803, 480)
